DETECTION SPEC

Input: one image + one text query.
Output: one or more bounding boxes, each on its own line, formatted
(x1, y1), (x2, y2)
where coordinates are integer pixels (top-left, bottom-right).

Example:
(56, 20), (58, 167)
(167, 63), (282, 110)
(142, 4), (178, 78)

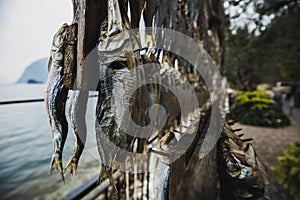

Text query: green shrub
(230, 90), (290, 127)
(272, 143), (300, 200)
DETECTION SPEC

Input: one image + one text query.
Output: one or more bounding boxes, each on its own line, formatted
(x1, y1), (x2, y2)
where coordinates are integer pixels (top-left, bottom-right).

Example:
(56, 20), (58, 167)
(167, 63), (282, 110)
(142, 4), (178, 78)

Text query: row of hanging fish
(44, 0), (268, 199)
(44, 0), (203, 180)
(218, 121), (271, 199)
(95, 0), (206, 193)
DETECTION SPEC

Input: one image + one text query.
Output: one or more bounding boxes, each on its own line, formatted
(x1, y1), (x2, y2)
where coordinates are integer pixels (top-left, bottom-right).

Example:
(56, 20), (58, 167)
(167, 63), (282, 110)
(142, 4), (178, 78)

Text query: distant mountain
(16, 58), (49, 84)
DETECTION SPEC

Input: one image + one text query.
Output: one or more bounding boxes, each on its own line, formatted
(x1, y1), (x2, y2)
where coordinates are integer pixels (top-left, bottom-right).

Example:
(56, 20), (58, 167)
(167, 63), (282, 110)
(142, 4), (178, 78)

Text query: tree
(258, 8), (300, 82)
(223, 0), (300, 89)
(224, 27), (259, 90)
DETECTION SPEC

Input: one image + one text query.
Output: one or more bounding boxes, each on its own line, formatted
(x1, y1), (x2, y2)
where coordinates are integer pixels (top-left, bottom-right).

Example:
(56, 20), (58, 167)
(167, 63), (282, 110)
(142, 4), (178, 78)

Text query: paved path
(232, 116), (300, 200)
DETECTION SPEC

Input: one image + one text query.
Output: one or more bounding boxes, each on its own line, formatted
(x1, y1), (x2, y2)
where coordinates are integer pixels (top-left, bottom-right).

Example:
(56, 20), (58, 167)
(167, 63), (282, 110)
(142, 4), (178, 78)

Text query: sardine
(44, 24), (69, 182)
(64, 90), (88, 175)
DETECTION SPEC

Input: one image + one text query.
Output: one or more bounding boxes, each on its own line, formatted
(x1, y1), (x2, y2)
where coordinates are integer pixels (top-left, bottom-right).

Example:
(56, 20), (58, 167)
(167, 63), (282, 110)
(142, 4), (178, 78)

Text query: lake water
(0, 84), (101, 200)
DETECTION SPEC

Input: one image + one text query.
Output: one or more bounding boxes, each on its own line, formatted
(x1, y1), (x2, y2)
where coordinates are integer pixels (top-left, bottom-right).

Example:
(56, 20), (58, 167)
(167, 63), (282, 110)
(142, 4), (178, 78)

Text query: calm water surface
(0, 84), (100, 200)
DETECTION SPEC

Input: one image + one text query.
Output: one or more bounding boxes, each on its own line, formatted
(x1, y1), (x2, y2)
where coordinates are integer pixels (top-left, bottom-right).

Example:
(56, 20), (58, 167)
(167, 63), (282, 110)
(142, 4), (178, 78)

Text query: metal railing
(61, 172), (122, 200)
(0, 98), (44, 105)
(0, 95), (98, 105)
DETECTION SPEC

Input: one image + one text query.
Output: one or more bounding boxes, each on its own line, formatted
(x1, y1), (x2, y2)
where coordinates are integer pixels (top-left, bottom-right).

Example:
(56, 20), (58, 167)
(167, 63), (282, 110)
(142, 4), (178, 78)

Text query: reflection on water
(0, 84), (100, 199)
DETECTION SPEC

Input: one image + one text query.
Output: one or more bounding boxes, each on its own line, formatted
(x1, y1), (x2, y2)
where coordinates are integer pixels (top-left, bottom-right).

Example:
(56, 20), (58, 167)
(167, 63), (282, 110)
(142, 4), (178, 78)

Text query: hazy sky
(0, 0), (73, 84)
(0, 0), (272, 84)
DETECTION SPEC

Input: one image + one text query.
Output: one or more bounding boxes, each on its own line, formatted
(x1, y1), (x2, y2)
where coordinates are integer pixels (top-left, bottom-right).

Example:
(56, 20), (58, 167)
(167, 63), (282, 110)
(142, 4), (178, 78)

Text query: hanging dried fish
(45, 24), (69, 182)
(142, 0), (159, 52)
(146, 60), (201, 163)
(64, 90), (88, 175)
(96, 0), (139, 192)
(218, 122), (269, 199)
(128, 0), (146, 28)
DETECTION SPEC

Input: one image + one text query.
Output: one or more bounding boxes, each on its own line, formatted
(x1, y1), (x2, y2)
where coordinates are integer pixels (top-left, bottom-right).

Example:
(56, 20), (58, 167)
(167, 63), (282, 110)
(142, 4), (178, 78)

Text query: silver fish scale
(159, 62), (198, 121)
(112, 68), (138, 128)
(96, 64), (132, 167)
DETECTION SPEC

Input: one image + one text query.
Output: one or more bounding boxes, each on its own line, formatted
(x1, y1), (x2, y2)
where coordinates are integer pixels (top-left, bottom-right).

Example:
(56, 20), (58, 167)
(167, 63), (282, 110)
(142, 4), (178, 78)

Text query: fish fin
(98, 165), (118, 194)
(97, 167), (107, 185)
(49, 156), (55, 175)
(64, 157), (78, 176)
(106, 168), (118, 194)
(242, 138), (253, 143)
(48, 56), (52, 72)
(232, 128), (243, 132)
(50, 155), (65, 182)
(245, 144), (256, 166)
(227, 120), (236, 126)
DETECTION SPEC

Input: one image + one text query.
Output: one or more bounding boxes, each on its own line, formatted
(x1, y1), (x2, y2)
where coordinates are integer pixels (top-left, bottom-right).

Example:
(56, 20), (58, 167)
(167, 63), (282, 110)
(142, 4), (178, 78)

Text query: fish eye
(108, 61), (127, 69)
(226, 160), (238, 172)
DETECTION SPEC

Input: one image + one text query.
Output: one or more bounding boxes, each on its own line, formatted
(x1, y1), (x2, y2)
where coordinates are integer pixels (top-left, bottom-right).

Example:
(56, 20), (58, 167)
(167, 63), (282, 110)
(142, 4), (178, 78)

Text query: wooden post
(169, 112), (218, 200)
(175, 146), (218, 200)
(168, 154), (186, 200)
(76, 0), (107, 90)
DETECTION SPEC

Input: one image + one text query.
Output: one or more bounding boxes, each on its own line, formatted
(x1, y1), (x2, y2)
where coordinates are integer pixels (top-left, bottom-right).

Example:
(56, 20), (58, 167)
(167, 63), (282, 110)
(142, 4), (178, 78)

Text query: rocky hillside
(17, 58), (49, 84)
